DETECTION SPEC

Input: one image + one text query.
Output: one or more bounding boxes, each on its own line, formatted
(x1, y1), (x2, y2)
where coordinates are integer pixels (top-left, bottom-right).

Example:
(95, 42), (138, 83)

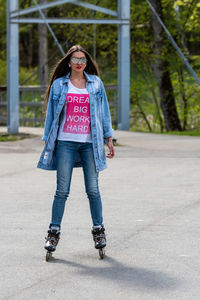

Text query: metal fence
(0, 85), (118, 128)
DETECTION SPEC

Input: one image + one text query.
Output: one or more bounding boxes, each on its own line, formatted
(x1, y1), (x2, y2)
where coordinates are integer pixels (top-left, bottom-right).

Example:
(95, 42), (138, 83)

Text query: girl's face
(70, 51), (87, 73)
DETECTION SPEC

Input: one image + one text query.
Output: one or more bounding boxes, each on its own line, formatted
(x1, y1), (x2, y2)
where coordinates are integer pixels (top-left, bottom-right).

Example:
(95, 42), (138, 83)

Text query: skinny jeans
(50, 140), (103, 228)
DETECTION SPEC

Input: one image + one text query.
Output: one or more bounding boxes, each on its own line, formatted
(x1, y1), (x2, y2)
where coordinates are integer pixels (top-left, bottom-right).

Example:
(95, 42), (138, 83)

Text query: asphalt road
(1, 127), (200, 300)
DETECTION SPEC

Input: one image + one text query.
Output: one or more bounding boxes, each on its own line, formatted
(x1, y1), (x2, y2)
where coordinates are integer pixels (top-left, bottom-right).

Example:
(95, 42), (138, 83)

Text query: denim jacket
(37, 72), (113, 172)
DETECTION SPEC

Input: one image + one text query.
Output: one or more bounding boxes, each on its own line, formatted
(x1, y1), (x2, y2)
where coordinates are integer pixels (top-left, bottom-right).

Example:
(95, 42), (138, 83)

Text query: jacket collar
(63, 71), (94, 84)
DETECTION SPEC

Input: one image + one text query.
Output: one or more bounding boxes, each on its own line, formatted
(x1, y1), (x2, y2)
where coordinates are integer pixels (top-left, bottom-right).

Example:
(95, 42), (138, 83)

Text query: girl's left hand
(106, 137), (115, 158)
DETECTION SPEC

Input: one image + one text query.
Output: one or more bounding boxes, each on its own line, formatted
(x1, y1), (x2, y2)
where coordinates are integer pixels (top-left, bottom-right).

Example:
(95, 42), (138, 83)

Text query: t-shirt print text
(63, 93), (91, 134)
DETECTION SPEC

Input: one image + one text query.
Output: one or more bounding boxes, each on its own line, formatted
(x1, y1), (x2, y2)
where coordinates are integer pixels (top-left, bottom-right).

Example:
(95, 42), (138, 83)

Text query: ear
(68, 64), (71, 67)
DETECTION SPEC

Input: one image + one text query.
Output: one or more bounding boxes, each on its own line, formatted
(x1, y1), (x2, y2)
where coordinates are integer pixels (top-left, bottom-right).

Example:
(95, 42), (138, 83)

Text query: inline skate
(92, 226), (106, 259)
(45, 227), (60, 261)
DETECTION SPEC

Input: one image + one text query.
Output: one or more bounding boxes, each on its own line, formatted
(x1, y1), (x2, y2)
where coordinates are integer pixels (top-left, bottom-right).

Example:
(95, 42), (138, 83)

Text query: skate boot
(92, 226), (106, 259)
(45, 227), (60, 261)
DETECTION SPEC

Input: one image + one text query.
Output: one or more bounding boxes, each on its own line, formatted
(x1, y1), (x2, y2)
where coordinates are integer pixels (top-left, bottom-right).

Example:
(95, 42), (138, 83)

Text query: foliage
(163, 130), (200, 136)
(0, 133), (32, 142)
(0, 60), (6, 85)
(0, 0), (6, 61)
(0, 59), (40, 85)
(174, 0), (200, 31)
(1, 0), (200, 132)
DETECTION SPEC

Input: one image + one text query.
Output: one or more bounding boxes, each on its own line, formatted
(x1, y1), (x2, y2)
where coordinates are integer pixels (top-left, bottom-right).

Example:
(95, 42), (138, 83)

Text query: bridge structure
(6, 0), (130, 133)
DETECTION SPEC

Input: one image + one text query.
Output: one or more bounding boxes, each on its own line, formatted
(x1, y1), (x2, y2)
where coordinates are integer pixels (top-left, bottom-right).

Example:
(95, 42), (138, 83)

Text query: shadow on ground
(47, 255), (181, 291)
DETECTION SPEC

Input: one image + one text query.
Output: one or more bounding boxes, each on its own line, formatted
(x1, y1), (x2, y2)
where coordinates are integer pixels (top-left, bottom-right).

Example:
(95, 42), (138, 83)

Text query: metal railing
(0, 85), (118, 128)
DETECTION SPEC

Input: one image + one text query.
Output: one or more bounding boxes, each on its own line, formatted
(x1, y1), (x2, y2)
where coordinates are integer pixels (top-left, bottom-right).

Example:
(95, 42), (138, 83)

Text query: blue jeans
(50, 140), (103, 228)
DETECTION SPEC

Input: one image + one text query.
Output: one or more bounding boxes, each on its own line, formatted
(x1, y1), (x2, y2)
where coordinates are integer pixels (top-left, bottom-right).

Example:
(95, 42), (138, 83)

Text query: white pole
(118, 0), (130, 130)
(7, 0), (19, 133)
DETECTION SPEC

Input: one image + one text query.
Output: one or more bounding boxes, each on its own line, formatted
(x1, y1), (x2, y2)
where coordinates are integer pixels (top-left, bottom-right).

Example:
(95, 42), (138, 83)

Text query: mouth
(76, 66), (82, 69)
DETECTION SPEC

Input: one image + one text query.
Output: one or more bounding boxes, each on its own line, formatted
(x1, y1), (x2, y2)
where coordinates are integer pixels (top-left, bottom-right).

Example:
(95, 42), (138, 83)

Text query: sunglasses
(71, 57), (87, 64)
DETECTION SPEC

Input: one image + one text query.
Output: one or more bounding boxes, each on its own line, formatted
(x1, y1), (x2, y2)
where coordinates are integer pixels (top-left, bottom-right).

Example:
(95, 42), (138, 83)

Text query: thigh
(79, 143), (99, 191)
(56, 141), (77, 191)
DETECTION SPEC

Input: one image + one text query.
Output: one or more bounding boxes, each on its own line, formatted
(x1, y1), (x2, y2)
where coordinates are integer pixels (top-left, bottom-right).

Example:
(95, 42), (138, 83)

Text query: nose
(77, 59), (81, 65)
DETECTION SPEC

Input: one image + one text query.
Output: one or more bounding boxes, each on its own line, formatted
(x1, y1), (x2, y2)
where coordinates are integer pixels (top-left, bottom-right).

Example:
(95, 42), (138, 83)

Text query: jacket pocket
(53, 94), (60, 101)
(53, 95), (60, 116)
(94, 90), (102, 101)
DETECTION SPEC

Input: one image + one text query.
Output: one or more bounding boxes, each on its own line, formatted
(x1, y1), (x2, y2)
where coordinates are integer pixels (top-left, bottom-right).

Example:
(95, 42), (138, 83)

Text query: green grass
(132, 128), (200, 136)
(0, 133), (33, 142)
(163, 130), (200, 137)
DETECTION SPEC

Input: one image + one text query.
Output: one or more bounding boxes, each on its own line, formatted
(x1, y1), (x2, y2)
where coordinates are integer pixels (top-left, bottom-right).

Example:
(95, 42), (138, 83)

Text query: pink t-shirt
(57, 80), (92, 142)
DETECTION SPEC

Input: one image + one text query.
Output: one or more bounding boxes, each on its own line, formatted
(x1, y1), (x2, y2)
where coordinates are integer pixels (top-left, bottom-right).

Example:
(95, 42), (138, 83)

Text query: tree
(150, 0), (182, 131)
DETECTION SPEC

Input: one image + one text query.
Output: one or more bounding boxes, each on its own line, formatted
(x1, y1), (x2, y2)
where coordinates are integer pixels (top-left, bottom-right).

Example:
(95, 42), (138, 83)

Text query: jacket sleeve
(100, 79), (114, 139)
(42, 84), (54, 141)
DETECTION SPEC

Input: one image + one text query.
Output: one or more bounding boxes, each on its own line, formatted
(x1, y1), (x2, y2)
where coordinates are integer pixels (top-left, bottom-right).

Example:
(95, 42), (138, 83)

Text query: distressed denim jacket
(37, 72), (113, 172)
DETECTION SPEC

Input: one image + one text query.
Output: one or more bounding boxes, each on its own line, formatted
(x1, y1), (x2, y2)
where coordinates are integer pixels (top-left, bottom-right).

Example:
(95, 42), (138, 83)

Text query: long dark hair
(44, 45), (99, 109)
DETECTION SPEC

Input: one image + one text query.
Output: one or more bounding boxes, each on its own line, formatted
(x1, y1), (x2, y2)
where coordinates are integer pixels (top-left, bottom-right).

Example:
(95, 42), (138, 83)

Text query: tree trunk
(38, 0), (48, 86)
(150, 0), (182, 131)
(175, 2), (191, 130)
(178, 66), (187, 130)
(150, 85), (164, 132)
(135, 93), (152, 132)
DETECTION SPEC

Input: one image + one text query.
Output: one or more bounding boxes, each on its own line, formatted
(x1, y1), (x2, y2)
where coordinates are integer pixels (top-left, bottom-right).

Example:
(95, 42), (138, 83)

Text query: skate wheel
(99, 248), (105, 259)
(45, 251), (52, 262)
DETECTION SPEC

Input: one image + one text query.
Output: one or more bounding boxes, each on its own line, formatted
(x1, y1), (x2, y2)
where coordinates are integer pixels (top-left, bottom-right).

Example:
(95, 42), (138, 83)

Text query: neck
(70, 70), (85, 80)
